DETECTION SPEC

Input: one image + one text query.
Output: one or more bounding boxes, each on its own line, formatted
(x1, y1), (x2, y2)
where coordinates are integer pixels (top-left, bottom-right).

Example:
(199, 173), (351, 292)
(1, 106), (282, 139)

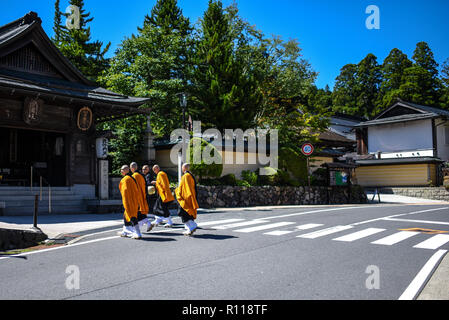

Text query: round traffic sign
(301, 143), (314, 156)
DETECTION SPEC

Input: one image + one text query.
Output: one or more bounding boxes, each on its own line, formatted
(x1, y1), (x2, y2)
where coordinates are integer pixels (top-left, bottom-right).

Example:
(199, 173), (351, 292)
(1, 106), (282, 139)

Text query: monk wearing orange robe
(147, 165), (175, 232)
(130, 162), (150, 229)
(176, 163), (199, 236)
(118, 165), (142, 239)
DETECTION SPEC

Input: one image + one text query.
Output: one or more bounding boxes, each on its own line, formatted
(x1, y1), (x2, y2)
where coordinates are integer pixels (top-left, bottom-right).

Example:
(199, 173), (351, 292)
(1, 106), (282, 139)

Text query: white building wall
(436, 118), (449, 161)
(368, 119), (433, 154)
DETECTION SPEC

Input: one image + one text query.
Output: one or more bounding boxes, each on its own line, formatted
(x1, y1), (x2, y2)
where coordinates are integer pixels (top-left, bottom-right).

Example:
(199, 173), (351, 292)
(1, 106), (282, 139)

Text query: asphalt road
(1, 203), (448, 301)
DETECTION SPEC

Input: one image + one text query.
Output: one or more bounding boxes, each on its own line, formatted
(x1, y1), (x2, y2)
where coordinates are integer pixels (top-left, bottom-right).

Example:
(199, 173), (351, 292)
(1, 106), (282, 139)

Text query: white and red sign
(301, 143), (314, 157)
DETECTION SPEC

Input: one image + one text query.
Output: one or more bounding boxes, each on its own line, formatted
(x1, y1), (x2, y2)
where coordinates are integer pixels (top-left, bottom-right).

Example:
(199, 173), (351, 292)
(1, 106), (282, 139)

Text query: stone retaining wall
(196, 185), (367, 208)
(0, 228), (47, 251)
(109, 178), (367, 207)
(380, 187), (449, 201)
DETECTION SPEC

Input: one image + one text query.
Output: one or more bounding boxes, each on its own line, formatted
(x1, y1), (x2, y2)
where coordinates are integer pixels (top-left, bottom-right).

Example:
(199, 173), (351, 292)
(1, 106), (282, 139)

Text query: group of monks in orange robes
(119, 162), (199, 239)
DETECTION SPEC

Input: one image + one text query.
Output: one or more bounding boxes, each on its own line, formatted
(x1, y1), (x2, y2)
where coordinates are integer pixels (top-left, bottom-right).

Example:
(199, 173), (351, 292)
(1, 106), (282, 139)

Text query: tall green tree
(99, 0), (192, 172)
(440, 58), (449, 107)
(101, 0), (192, 138)
(189, 0), (263, 131)
(376, 48), (413, 113)
(52, 0), (111, 82)
(52, 0), (65, 45)
(355, 53), (382, 117)
(399, 42), (441, 107)
(257, 35), (329, 153)
(332, 63), (359, 115)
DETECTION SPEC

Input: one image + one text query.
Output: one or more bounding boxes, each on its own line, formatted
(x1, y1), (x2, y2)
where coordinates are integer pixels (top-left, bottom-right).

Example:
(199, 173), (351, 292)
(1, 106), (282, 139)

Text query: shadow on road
(139, 237), (177, 242)
(192, 234), (238, 241)
(0, 254), (28, 260)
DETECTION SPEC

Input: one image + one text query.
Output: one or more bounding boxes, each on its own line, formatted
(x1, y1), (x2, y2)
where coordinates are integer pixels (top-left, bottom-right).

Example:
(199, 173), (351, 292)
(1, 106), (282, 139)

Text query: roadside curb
(417, 250), (449, 300)
(0, 227), (48, 251)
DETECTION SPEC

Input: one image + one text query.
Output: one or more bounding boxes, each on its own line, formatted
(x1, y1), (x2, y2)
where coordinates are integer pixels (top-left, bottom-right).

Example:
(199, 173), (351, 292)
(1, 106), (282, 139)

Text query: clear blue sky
(2, 0), (449, 89)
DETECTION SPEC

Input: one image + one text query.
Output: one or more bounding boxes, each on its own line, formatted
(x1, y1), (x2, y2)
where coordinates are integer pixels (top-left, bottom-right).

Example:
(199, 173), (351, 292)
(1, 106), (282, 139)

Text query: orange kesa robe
(155, 171), (175, 203)
(175, 172), (199, 219)
(119, 174), (139, 223)
(132, 172), (149, 215)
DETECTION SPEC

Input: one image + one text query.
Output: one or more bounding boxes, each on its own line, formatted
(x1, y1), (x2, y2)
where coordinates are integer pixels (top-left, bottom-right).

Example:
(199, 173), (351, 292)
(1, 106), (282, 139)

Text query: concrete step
(0, 195), (84, 201)
(3, 199), (86, 208)
(0, 187), (72, 192)
(4, 206), (90, 216)
(0, 190), (76, 196)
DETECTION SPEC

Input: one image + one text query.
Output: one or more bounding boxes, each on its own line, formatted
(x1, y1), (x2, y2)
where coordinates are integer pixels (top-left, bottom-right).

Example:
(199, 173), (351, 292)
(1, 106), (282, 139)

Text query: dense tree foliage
(52, 0), (110, 82)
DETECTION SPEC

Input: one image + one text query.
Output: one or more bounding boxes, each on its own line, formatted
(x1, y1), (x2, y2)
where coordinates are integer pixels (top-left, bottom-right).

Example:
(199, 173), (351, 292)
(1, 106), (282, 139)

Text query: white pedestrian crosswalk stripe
(235, 222), (296, 233)
(413, 234), (449, 250)
(197, 218), (449, 250)
(264, 223), (323, 236)
(211, 220), (269, 230)
(297, 225), (354, 239)
(333, 228), (386, 242)
(371, 231), (420, 246)
(198, 219), (245, 227)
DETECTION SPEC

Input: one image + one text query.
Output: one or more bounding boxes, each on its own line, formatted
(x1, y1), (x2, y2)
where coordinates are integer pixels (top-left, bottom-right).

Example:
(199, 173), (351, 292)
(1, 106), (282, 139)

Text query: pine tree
(399, 42), (441, 107)
(52, 0), (65, 45)
(356, 53), (381, 117)
(141, 0), (190, 35)
(99, 0), (193, 171)
(190, 0), (264, 131)
(54, 0), (111, 82)
(376, 48), (412, 113)
(440, 58), (449, 107)
(332, 63), (359, 116)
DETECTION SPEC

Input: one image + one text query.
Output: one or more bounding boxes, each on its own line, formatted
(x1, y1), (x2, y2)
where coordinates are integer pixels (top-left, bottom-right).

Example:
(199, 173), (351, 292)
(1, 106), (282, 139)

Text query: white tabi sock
(139, 218), (149, 228)
(153, 216), (164, 226)
(133, 224), (142, 238)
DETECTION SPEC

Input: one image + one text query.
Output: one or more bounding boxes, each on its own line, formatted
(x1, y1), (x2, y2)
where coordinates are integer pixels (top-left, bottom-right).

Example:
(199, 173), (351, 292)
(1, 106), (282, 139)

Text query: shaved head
(182, 163), (190, 173)
(120, 165), (129, 175)
(152, 165), (160, 174)
(130, 162), (138, 172)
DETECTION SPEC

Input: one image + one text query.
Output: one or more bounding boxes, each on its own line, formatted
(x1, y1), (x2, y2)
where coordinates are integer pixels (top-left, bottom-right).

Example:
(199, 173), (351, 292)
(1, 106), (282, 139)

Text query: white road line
(211, 220), (269, 230)
(351, 207), (449, 227)
(235, 222), (295, 233)
(333, 228), (386, 242)
(296, 223), (325, 230)
(371, 231), (420, 246)
(263, 206), (366, 220)
(264, 230), (294, 236)
(399, 249), (448, 300)
(413, 234), (449, 250)
(264, 224), (324, 236)
(0, 226), (184, 261)
(297, 225), (354, 239)
(198, 219), (245, 227)
(384, 217), (449, 226)
(0, 236), (120, 261)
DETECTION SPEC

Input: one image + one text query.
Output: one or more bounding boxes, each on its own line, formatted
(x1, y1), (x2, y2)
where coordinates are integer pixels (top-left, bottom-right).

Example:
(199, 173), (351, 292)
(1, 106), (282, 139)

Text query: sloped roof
(354, 100), (449, 128)
(0, 12), (150, 117)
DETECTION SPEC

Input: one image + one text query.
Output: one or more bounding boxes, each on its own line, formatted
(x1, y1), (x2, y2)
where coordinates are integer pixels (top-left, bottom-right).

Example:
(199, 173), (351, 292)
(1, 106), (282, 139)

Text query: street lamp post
(180, 92), (187, 130)
(178, 93), (188, 184)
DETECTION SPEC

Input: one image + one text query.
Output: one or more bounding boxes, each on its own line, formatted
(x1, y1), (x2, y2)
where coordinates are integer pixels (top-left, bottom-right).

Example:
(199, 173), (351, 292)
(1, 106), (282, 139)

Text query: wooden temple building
(0, 12), (150, 214)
